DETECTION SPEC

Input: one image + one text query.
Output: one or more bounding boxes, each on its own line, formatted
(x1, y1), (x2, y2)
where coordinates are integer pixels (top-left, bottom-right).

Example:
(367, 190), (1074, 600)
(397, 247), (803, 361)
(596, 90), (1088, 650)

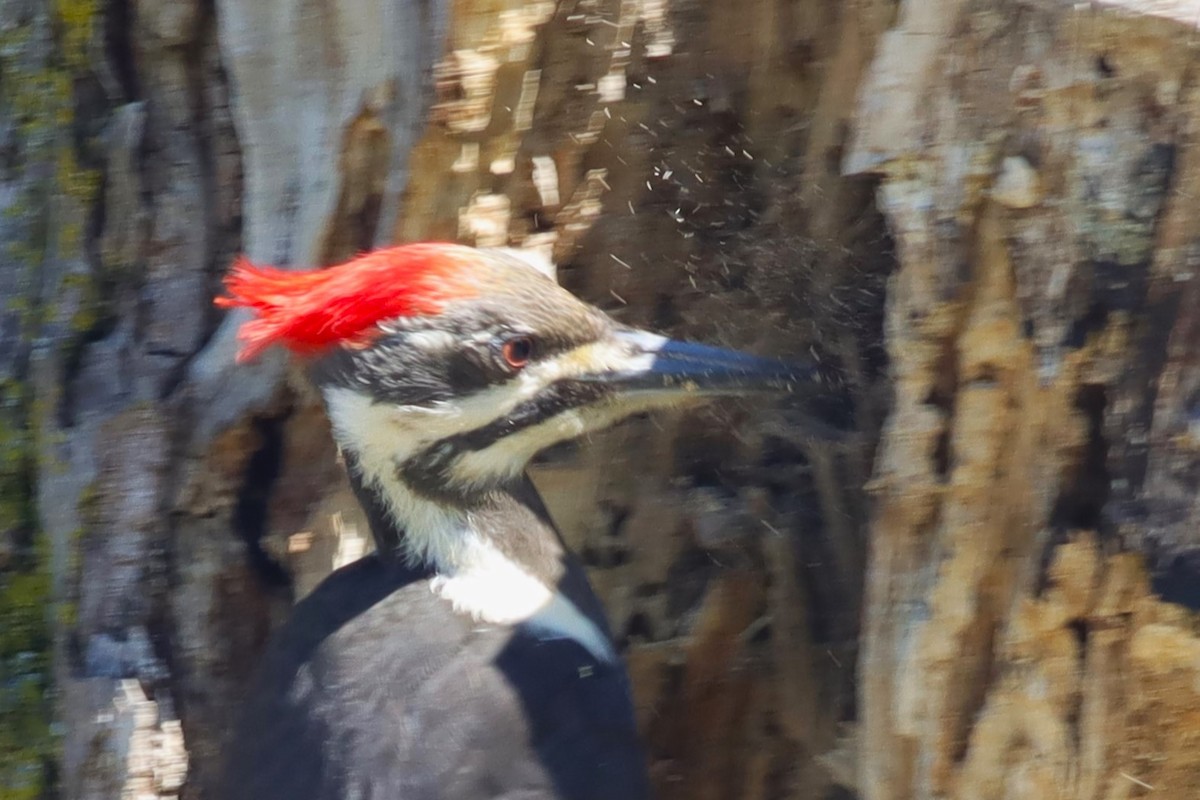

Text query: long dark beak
(583, 329), (812, 396)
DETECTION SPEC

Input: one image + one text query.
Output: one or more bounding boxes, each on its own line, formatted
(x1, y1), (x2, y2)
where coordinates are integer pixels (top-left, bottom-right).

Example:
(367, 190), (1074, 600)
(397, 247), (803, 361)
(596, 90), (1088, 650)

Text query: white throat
(323, 387), (616, 663)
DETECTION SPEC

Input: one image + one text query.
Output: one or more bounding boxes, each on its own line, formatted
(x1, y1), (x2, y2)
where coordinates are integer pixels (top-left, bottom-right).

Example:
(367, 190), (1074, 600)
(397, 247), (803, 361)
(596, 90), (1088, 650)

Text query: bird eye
(501, 336), (535, 369)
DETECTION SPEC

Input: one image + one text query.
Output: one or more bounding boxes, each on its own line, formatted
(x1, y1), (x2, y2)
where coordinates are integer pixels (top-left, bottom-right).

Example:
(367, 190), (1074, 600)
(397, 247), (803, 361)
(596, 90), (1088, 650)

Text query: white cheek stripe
(323, 388), (617, 663)
(324, 337), (659, 492)
(443, 338), (662, 487)
(448, 390), (686, 489)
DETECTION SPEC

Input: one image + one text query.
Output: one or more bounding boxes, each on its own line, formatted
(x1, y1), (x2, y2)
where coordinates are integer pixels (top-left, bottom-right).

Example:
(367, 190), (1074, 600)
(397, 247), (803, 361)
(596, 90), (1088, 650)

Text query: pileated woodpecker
(216, 243), (806, 800)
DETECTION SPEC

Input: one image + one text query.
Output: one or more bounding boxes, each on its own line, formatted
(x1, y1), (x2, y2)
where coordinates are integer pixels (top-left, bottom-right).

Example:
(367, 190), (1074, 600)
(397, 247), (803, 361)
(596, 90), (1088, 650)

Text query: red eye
(501, 336), (534, 368)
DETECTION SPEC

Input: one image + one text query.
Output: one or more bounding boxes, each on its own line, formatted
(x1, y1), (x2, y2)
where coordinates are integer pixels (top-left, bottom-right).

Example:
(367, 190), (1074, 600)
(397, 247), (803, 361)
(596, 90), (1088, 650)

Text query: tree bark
(1, 0), (1196, 798)
(849, 2), (1200, 798)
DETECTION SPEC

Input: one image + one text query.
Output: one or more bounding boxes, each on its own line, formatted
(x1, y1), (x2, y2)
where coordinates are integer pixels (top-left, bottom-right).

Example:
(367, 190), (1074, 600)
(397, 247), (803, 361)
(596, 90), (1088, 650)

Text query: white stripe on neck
(323, 387), (616, 663)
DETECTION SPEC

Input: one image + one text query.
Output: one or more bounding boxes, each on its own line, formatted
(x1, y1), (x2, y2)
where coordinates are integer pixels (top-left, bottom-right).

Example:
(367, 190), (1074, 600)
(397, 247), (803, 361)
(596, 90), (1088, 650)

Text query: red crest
(216, 243), (485, 363)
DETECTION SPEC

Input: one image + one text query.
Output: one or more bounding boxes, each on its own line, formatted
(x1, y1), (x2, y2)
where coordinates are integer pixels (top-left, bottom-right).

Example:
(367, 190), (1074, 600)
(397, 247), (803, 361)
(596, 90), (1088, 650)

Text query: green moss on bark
(0, 1), (100, 796)
(0, 383), (54, 800)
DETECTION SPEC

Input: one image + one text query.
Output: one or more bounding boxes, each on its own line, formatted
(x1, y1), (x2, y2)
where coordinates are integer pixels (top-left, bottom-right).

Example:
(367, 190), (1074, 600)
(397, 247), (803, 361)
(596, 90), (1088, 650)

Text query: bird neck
(322, 389), (618, 660)
(341, 453), (617, 662)
(345, 450), (561, 577)
(323, 388), (565, 583)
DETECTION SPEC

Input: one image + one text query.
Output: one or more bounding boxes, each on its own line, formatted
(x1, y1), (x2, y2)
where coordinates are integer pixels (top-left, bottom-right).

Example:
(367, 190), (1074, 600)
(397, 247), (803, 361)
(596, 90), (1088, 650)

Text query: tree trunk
(849, 2), (1200, 798)
(0, 0), (1196, 798)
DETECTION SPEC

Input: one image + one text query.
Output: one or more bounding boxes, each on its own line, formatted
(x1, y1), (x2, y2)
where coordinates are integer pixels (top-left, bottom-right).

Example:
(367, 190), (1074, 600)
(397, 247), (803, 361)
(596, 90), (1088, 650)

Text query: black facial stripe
(311, 334), (462, 406)
(310, 307), (611, 408)
(452, 380), (611, 452)
(398, 379), (612, 501)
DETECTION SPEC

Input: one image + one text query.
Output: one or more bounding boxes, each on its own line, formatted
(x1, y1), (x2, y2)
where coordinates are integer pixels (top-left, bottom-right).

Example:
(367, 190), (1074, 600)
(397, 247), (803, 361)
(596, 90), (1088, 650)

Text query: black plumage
(221, 476), (650, 800)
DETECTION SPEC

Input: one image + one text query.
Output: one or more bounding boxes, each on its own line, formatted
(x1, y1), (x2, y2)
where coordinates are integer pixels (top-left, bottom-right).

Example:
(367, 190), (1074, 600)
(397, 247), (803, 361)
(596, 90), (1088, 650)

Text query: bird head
(217, 243), (805, 500)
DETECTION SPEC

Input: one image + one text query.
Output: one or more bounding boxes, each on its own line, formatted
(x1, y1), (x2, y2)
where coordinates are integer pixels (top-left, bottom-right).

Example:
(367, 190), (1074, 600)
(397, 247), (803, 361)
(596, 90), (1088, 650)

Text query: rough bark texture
(848, 2), (1200, 798)
(1, 0), (1198, 799)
